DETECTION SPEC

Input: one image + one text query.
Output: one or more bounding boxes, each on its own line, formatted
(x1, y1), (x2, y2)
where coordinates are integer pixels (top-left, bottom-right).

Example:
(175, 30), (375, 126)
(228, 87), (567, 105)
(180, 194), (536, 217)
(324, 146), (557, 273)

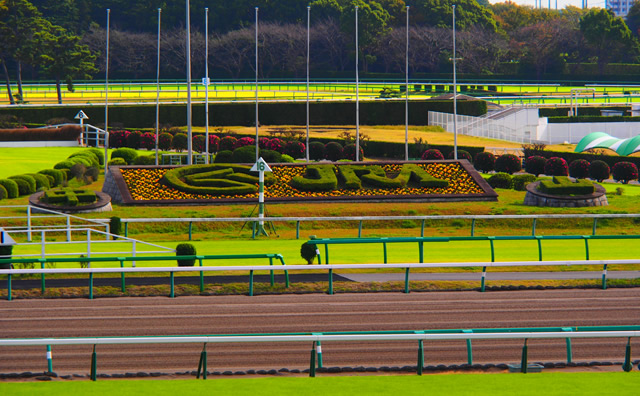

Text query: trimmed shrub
(235, 136), (255, 149)
(54, 160), (75, 170)
(280, 154), (295, 163)
(132, 155), (156, 165)
(38, 169), (65, 187)
(494, 154), (522, 175)
(108, 158), (128, 166)
(474, 152), (495, 173)
(612, 161), (638, 184)
(176, 243), (197, 267)
(260, 149), (282, 163)
(208, 134), (220, 153)
(589, 160), (610, 182)
(291, 164), (338, 191)
(544, 157), (569, 176)
(487, 172), (513, 189)
(343, 144), (364, 161)
(421, 149), (444, 160)
(87, 148), (105, 165)
(172, 133), (188, 151)
(10, 177), (32, 196)
(569, 159), (590, 179)
(111, 148), (138, 165)
(512, 174), (537, 191)
(447, 149), (472, 163)
(284, 141), (306, 159)
(309, 141), (326, 161)
(258, 137), (271, 150)
(27, 173), (50, 190)
(300, 242), (318, 264)
(9, 175), (36, 194)
(0, 184), (7, 200)
(538, 176), (595, 195)
(266, 138), (285, 153)
(108, 130), (129, 148)
(68, 152), (99, 167)
(162, 164), (268, 196)
(525, 156), (547, 176)
(0, 179), (19, 198)
(213, 150), (234, 163)
(140, 132), (156, 150)
(232, 145), (257, 163)
(126, 130), (143, 149)
(325, 142), (343, 161)
(158, 132), (173, 150)
(219, 136), (237, 151)
(193, 134), (206, 153)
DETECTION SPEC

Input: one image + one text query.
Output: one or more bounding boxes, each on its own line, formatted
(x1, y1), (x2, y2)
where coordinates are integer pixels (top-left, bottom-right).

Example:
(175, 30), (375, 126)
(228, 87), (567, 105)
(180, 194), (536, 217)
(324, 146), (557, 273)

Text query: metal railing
(1, 326), (637, 379)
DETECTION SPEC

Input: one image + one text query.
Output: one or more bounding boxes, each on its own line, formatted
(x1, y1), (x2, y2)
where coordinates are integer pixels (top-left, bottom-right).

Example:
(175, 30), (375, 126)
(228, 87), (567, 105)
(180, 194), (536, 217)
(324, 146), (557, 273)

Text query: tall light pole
(204, 7), (210, 164)
(451, 4), (459, 160)
(155, 8), (161, 165)
(105, 8), (110, 174)
(355, 6), (360, 162)
(255, 7), (259, 162)
(186, 0), (193, 165)
(306, 6), (310, 162)
(405, 6), (409, 162)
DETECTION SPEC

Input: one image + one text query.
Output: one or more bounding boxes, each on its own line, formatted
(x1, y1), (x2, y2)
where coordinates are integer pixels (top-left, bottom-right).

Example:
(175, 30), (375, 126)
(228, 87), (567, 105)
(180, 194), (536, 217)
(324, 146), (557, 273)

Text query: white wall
(538, 122), (640, 144)
(0, 141), (79, 148)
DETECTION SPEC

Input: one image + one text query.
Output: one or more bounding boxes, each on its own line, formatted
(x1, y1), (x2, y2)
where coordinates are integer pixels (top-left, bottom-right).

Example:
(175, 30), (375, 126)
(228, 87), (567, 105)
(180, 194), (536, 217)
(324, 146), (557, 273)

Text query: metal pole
(452, 4), (458, 160)
(155, 8), (162, 166)
(405, 6), (409, 161)
(186, 0), (193, 165)
(255, 7), (260, 162)
(204, 7), (210, 164)
(105, 9), (110, 172)
(306, 6), (310, 162)
(355, 6), (360, 162)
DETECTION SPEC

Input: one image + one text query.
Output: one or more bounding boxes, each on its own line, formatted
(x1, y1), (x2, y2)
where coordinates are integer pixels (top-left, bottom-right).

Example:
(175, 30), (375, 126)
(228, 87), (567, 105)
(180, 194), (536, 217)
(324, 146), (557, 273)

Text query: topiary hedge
(487, 172), (512, 189)
(111, 148), (138, 165)
(447, 149), (472, 163)
(0, 179), (19, 198)
(9, 175), (36, 194)
(291, 164), (338, 191)
(176, 243), (197, 267)
(213, 150), (233, 163)
(232, 145), (257, 163)
(108, 158), (128, 166)
(538, 176), (595, 195)
(38, 169), (65, 187)
(544, 157), (569, 176)
(512, 174), (537, 191)
(161, 164), (275, 196)
(9, 177), (34, 195)
(0, 184), (7, 200)
(27, 173), (50, 190)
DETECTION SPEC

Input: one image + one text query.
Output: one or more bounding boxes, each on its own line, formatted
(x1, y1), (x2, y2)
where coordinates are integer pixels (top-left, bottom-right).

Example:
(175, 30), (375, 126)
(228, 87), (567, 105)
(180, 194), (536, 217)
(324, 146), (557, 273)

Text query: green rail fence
(1, 326), (637, 379)
(0, 254), (288, 299)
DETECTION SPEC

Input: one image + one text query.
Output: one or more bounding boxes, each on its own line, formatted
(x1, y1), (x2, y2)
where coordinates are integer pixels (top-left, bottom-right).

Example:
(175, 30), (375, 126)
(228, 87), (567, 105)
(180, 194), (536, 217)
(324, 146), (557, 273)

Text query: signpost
(75, 110), (89, 146)
(250, 157), (272, 237)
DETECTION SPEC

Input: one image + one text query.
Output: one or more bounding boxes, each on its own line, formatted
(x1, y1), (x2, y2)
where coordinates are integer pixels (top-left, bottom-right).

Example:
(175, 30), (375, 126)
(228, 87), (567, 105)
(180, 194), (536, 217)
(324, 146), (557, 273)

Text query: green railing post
(420, 219), (425, 237)
(46, 345), (53, 372)
(170, 272), (175, 298)
(418, 241), (424, 263)
(592, 218), (598, 235)
(463, 329), (473, 364)
(312, 333), (323, 369)
(383, 243), (388, 264)
(471, 219), (476, 236)
(90, 345), (97, 381)
(404, 268), (410, 294)
(309, 341), (317, 377)
(521, 339), (529, 374)
(296, 221), (300, 239)
(324, 244), (329, 265)
(249, 270), (254, 296)
(584, 237), (590, 260)
(124, 222), (128, 237)
(562, 328), (573, 364)
(269, 257), (274, 287)
(531, 218), (537, 236)
(623, 337), (633, 372)
(197, 344), (208, 379)
(198, 257), (204, 293)
(89, 273), (94, 300)
(119, 259), (126, 292)
(536, 236), (543, 261)
(602, 264), (608, 290)
(188, 222), (193, 241)
(358, 220), (363, 238)
(480, 266), (487, 293)
(328, 269), (334, 295)
(7, 273), (12, 301)
(417, 340), (424, 376)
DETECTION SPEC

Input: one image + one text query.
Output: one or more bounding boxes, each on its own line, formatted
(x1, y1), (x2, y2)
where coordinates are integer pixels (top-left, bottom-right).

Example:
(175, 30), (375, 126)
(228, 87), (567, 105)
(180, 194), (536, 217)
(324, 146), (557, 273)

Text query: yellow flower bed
(120, 162), (485, 201)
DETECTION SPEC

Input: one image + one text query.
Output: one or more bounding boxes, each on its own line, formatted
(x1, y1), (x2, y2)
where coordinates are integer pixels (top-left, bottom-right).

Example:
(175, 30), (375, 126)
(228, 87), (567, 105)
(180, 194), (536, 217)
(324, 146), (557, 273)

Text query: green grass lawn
(1, 372), (639, 396)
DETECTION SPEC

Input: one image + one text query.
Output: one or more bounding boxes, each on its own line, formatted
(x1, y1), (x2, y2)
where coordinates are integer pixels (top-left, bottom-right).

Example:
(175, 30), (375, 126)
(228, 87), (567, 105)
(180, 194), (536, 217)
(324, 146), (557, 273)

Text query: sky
(487, 0), (608, 9)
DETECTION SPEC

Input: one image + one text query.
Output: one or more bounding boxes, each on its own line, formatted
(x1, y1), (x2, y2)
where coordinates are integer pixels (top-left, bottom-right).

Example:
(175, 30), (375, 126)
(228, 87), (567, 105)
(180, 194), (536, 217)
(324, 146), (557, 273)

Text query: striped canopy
(575, 132), (640, 156)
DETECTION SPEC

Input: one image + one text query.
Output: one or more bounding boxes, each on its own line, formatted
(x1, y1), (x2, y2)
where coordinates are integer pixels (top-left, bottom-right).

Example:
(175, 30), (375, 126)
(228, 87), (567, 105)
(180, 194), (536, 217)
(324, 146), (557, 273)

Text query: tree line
(2, 0), (640, 105)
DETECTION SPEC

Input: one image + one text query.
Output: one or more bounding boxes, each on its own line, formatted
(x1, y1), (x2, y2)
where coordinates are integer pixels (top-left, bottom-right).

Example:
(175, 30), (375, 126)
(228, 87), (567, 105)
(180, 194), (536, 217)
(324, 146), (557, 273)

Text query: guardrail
(1, 327), (637, 379)
(2, 258), (638, 300)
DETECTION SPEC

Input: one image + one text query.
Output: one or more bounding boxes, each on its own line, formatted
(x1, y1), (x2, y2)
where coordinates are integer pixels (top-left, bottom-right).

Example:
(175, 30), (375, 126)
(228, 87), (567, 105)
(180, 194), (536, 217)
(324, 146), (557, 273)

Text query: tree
(626, 1), (640, 37)
(408, 0), (497, 32)
(580, 8), (638, 75)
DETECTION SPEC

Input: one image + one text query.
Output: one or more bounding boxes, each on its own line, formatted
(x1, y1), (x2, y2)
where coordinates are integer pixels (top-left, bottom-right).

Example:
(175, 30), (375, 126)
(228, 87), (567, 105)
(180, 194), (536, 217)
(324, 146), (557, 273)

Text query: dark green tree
(626, 1), (640, 37)
(408, 0), (497, 32)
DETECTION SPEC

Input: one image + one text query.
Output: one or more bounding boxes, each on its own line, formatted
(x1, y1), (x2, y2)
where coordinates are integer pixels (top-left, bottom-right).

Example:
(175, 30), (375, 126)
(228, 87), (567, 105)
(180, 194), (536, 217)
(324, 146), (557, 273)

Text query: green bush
(108, 158), (128, 166)
(300, 242), (318, 264)
(538, 176), (595, 195)
(176, 243), (197, 266)
(474, 152), (495, 173)
(111, 147), (138, 165)
(447, 149), (472, 163)
(569, 159), (590, 179)
(69, 151), (100, 167)
(213, 150), (233, 163)
(494, 154), (522, 175)
(42, 188), (97, 206)
(38, 169), (65, 187)
(512, 174), (537, 191)
(110, 216), (121, 238)
(0, 244), (12, 269)
(161, 164), (269, 196)
(9, 175), (36, 194)
(10, 177), (33, 195)
(54, 160), (76, 170)
(325, 142), (343, 161)
(27, 173), (50, 190)
(132, 155), (156, 165)
(487, 172), (513, 189)
(0, 184), (7, 200)
(87, 148), (105, 165)
(0, 179), (19, 198)
(525, 156), (547, 177)
(309, 142), (326, 161)
(589, 160), (610, 182)
(126, 130), (143, 149)
(260, 149), (282, 163)
(159, 132), (173, 150)
(280, 154), (295, 163)
(232, 145), (257, 163)
(291, 164), (338, 191)
(172, 133), (188, 151)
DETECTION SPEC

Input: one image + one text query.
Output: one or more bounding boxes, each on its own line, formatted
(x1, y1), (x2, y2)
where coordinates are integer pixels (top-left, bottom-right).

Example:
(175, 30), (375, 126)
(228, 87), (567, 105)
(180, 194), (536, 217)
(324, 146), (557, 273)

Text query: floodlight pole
(306, 6), (310, 162)
(451, 4), (459, 160)
(155, 8), (161, 166)
(105, 8), (110, 175)
(204, 7), (210, 164)
(355, 6), (360, 162)
(255, 7), (260, 162)
(405, 6), (409, 161)
(186, 0), (193, 165)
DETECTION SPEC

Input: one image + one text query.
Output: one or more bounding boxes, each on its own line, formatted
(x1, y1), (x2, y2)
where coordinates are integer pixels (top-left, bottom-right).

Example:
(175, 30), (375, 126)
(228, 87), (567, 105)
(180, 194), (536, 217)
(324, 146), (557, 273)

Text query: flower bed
(108, 160), (497, 204)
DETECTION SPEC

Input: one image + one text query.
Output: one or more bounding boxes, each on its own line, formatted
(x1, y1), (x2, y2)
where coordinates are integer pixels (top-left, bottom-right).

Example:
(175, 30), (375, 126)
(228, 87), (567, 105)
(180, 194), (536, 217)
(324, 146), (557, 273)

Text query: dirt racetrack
(1, 289), (639, 375)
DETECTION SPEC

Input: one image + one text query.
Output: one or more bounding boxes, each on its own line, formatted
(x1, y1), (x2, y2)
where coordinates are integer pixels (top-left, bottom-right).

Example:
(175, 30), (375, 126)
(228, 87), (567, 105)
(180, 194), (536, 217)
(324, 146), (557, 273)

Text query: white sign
(202, 77), (210, 86)
(74, 110), (89, 120)
(250, 157), (272, 173)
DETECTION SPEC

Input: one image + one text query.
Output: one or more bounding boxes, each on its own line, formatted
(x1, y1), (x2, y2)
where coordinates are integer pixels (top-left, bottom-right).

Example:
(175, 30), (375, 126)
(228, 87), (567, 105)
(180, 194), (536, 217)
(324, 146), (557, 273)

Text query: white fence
(428, 110), (539, 144)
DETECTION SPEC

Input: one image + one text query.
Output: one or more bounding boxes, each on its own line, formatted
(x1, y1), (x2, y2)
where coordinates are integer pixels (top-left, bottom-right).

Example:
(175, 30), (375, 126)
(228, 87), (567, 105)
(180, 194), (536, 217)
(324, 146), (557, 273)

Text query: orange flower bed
(118, 162), (491, 203)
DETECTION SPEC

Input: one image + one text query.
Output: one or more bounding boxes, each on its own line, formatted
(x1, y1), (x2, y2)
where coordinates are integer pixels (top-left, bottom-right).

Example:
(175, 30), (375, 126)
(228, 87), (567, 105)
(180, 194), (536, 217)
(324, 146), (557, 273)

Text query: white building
(607, 0), (636, 17)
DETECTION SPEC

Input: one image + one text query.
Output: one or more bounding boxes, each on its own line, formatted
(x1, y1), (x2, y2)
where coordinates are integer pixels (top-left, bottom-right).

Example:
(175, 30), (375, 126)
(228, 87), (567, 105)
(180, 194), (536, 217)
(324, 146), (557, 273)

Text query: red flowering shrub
(219, 136), (237, 151)
(159, 133), (173, 150)
(126, 130), (143, 149)
(544, 157), (568, 176)
(494, 154), (522, 174)
(612, 161), (638, 184)
(235, 136), (255, 149)
(343, 144), (364, 161)
(525, 156), (547, 176)
(569, 159), (590, 179)
(193, 135), (206, 153)
(325, 142), (343, 161)
(284, 141), (306, 159)
(474, 152), (495, 173)
(447, 149), (472, 163)
(208, 134), (220, 153)
(421, 149), (444, 160)
(109, 130), (130, 148)
(589, 160), (610, 182)
(259, 137), (271, 149)
(140, 132), (156, 150)
(266, 138), (285, 153)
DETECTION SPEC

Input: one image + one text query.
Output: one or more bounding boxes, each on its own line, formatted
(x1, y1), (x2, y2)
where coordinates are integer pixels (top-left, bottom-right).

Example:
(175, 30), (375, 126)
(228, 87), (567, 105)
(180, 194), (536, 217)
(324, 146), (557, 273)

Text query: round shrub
(9, 175), (36, 194)
(235, 136), (255, 149)
(258, 137), (271, 150)
(284, 141), (306, 159)
(309, 141), (325, 161)
(325, 142), (343, 162)
(421, 149), (444, 160)
(158, 132), (173, 150)
(487, 172), (513, 189)
(109, 216), (122, 238)
(612, 161), (638, 184)
(108, 158), (127, 166)
(266, 138), (285, 153)
(213, 150), (233, 163)
(193, 134), (206, 153)
(544, 157), (569, 176)
(343, 144), (364, 161)
(280, 154), (295, 163)
(108, 130), (129, 148)
(54, 160), (75, 170)
(569, 159), (590, 179)
(218, 136), (237, 151)
(260, 149), (282, 163)
(172, 133), (188, 151)
(589, 160), (610, 182)
(132, 155), (156, 165)
(68, 153), (98, 167)
(447, 149), (472, 163)
(494, 154), (522, 175)
(208, 134), (220, 153)
(125, 130), (142, 149)
(525, 156), (547, 176)
(232, 145), (257, 163)
(140, 132), (156, 150)
(27, 173), (50, 190)
(87, 148), (105, 165)
(512, 174), (537, 191)
(0, 179), (19, 198)
(38, 169), (65, 187)
(111, 148), (138, 165)
(474, 152), (495, 173)
(0, 184), (6, 200)
(70, 150), (100, 166)
(300, 242), (317, 264)
(176, 243), (197, 267)
(10, 177), (33, 196)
